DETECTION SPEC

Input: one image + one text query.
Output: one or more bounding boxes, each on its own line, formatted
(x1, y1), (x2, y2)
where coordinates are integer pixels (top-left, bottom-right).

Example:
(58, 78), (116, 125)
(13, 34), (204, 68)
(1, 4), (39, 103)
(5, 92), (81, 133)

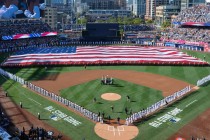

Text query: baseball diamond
(0, 48), (210, 140)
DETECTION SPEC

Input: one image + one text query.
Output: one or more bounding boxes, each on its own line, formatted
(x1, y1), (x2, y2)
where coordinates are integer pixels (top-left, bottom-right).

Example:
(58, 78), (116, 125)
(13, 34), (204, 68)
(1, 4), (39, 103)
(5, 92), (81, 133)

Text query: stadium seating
(162, 27), (210, 42)
(0, 36), (60, 52)
(173, 4), (210, 23)
(0, 19), (52, 36)
(163, 4), (210, 43)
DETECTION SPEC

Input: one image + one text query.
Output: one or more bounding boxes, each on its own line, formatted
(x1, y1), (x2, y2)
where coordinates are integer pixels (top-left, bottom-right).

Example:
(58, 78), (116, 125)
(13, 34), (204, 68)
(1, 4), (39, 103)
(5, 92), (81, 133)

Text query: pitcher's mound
(94, 123), (139, 140)
(101, 93), (121, 101)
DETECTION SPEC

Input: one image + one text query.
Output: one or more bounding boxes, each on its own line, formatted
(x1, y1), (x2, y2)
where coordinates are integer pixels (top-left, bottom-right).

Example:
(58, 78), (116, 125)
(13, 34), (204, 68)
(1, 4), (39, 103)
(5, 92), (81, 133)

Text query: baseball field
(0, 50), (210, 139)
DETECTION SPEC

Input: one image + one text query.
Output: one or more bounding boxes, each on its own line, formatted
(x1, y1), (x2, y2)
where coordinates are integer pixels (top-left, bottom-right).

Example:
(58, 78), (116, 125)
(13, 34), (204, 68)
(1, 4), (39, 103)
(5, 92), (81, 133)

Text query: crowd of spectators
(173, 4), (210, 23)
(0, 36), (60, 53)
(137, 31), (156, 38)
(0, 19), (59, 53)
(0, 19), (158, 53)
(0, 19), (52, 36)
(0, 108), (10, 128)
(17, 126), (62, 140)
(162, 27), (210, 42)
(163, 4), (210, 43)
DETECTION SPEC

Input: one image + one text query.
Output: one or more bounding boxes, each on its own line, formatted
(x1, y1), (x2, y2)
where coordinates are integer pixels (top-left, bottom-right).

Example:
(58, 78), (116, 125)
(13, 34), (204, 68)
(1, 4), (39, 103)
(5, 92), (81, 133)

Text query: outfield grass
(0, 50), (210, 139)
(60, 79), (162, 119)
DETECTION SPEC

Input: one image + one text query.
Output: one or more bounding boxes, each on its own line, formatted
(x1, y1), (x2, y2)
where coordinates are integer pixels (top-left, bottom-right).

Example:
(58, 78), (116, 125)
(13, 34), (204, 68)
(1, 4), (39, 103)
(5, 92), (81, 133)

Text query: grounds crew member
(38, 112), (40, 120)
(20, 102), (22, 108)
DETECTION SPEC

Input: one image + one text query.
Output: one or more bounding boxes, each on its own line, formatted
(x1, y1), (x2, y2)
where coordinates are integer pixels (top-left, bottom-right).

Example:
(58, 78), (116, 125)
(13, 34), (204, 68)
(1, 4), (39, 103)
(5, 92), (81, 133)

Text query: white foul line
(28, 98), (42, 105)
(117, 127), (120, 136)
(117, 126), (124, 136)
(185, 100), (197, 108)
(118, 126), (124, 131)
(108, 125), (125, 136)
(108, 126), (115, 136)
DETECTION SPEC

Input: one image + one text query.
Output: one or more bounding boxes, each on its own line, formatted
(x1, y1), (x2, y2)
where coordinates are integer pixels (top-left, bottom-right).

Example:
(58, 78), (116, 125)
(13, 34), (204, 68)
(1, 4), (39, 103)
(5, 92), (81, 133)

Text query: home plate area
(94, 123), (139, 140)
(108, 125), (124, 136)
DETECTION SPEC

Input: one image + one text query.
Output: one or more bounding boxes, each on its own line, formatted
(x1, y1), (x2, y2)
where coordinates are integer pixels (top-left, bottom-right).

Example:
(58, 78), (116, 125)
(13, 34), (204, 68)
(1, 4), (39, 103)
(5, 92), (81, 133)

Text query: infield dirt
(32, 69), (194, 97)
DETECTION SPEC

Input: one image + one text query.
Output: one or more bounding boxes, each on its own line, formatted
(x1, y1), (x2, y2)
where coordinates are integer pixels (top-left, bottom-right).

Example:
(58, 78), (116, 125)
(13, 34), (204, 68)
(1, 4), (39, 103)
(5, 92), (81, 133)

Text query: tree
(77, 17), (87, 24)
(123, 17), (133, 25)
(107, 17), (117, 23)
(133, 18), (144, 25)
(161, 20), (171, 28)
(145, 19), (154, 24)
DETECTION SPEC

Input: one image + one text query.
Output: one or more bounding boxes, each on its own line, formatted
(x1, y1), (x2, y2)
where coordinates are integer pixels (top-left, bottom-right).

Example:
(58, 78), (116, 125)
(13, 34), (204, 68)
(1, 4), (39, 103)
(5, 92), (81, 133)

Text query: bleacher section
(0, 19), (53, 38)
(163, 4), (210, 43)
(173, 4), (210, 23)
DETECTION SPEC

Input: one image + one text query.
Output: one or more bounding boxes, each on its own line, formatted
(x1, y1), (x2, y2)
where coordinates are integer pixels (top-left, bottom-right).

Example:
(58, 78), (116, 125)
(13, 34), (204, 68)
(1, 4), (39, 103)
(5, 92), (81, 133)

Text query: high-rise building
(44, 7), (58, 29)
(145, 0), (169, 20)
(181, 0), (205, 10)
(117, 0), (127, 9)
(156, 5), (180, 24)
(170, 0), (181, 6)
(133, 0), (146, 16)
(80, 0), (127, 10)
(127, 0), (133, 4)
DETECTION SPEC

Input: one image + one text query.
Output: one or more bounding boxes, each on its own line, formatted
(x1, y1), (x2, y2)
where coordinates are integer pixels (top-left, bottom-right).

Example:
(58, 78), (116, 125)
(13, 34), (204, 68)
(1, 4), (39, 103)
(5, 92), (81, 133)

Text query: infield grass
(0, 50), (210, 139)
(60, 79), (163, 119)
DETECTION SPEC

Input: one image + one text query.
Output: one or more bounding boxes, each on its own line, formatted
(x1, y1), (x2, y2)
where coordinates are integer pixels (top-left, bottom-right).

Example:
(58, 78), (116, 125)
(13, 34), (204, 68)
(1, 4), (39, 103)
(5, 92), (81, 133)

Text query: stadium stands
(162, 27), (210, 42)
(0, 19), (52, 36)
(0, 36), (60, 52)
(173, 4), (210, 23)
(163, 4), (210, 43)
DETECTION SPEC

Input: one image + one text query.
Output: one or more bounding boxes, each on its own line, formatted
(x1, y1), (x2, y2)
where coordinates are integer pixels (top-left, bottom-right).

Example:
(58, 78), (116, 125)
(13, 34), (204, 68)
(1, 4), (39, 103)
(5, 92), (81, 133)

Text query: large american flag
(2, 46), (208, 66)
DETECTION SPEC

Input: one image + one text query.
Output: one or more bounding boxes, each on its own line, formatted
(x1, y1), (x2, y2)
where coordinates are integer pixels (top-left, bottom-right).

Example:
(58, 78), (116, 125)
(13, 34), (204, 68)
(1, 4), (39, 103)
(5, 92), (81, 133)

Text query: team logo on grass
(149, 108), (182, 128)
(169, 117), (181, 123)
(50, 114), (60, 121)
(45, 106), (82, 126)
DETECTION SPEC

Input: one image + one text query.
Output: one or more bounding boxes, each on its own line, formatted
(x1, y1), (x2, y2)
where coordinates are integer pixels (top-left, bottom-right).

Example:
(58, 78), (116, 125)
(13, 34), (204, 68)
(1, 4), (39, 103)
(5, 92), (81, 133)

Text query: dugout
(82, 23), (121, 41)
